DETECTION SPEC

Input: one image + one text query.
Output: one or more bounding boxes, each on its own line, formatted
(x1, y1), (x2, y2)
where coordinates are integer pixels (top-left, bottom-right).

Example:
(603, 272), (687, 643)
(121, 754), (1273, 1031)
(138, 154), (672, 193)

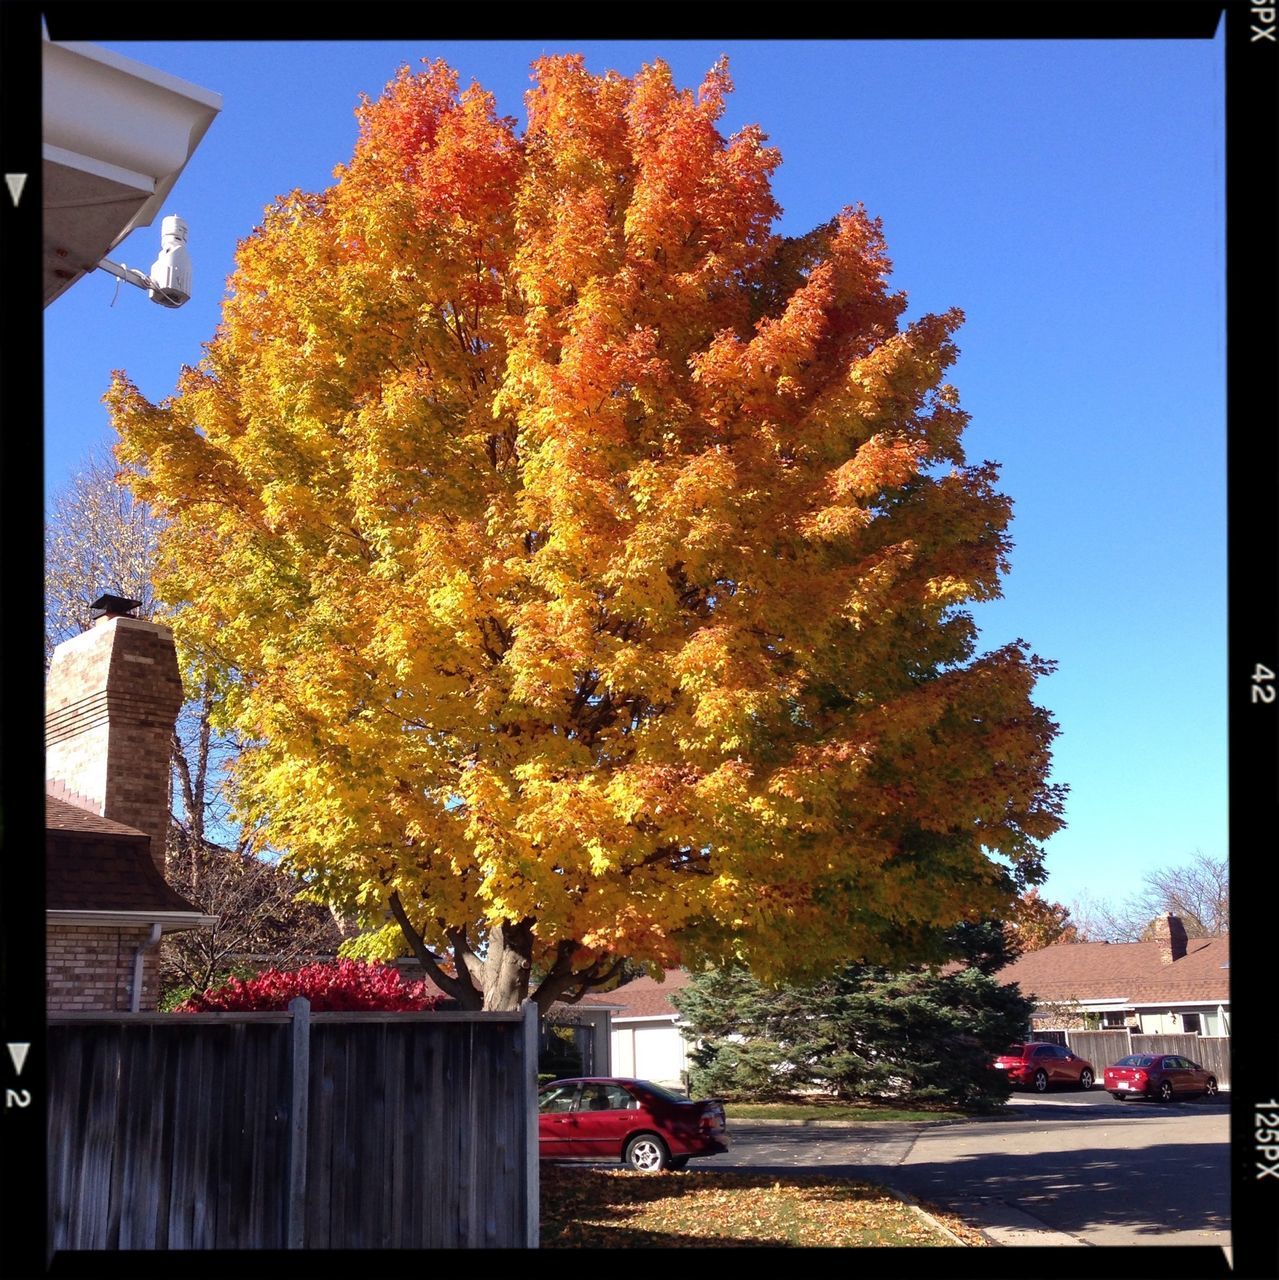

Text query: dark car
(538, 1077), (728, 1171)
(1104, 1053), (1219, 1102)
(992, 1041), (1095, 1092)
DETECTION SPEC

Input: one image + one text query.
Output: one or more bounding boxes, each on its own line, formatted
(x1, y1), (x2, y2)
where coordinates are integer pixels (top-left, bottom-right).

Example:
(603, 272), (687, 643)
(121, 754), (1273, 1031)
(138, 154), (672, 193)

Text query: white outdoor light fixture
(96, 214), (192, 308)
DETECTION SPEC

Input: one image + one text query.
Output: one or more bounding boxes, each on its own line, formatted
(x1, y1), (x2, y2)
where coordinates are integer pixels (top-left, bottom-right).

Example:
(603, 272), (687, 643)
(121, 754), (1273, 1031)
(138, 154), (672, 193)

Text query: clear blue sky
(43, 36), (1227, 918)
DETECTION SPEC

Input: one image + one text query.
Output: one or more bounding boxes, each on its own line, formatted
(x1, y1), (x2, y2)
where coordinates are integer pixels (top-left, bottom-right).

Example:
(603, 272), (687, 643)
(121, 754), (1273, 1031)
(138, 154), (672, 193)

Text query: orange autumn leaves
(109, 55), (1064, 1006)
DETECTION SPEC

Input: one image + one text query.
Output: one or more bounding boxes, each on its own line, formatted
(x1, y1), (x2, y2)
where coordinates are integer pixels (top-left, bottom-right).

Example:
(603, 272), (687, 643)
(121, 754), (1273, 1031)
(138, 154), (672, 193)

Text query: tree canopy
(109, 55), (1064, 1011)
(1005, 888), (1080, 953)
(45, 451), (347, 1001)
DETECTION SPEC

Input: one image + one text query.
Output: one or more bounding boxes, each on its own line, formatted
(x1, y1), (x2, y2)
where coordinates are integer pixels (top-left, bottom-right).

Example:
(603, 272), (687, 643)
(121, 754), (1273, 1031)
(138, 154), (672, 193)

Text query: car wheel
(1158, 1080), (1174, 1103)
(1203, 1077), (1218, 1099)
(1078, 1069), (1094, 1091)
(1033, 1069), (1049, 1093)
(624, 1133), (670, 1173)
(667, 1155), (690, 1171)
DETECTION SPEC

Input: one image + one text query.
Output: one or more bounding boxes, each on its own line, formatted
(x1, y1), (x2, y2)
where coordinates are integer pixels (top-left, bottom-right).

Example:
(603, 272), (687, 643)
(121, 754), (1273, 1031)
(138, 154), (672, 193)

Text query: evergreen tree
(672, 928), (1033, 1109)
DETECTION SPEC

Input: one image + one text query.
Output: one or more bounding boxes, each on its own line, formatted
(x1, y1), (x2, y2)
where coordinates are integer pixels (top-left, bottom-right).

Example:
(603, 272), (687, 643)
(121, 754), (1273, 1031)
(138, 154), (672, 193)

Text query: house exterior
(45, 597), (215, 1011)
(46, 789), (214, 1011)
(43, 31), (220, 306)
(580, 968), (693, 1090)
(997, 915), (1230, 1037)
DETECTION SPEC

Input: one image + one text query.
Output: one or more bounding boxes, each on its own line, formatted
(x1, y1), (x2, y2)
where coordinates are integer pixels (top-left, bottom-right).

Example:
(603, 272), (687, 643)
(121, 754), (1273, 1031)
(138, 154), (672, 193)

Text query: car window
(1004, 1044), (1025, 1057)
(1032, 1046), (1051, 1057)
(538, 1083), (579, 1113)
(579, 1083), (637, 1111)
(1162, 1058), (1179, 1070)
(1051, 1046), (1071, 1058)
(635, 1081), (689, 1103)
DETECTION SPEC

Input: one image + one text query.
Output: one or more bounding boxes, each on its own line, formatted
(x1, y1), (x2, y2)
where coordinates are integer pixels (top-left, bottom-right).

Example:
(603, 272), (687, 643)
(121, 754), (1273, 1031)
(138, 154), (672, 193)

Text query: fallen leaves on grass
(540, 1166), (988, 1248)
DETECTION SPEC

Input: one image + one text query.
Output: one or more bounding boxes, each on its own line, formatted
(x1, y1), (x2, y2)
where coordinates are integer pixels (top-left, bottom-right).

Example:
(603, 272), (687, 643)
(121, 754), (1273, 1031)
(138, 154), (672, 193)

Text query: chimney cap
(89, 593), (143, 619)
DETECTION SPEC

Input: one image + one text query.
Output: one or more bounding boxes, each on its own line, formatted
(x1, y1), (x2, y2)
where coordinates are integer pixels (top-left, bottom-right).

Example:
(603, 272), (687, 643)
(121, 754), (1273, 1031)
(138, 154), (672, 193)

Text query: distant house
(580, 968), (693, 1089)
(997, 915), (1230, 1037)
(46, 597), (215, 1011)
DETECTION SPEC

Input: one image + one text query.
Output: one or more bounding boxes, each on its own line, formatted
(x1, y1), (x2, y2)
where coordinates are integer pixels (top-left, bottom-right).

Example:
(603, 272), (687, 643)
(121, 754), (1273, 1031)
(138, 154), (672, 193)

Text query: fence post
(287, 997), (311, 1248)
(523, 1002), (540, 1249)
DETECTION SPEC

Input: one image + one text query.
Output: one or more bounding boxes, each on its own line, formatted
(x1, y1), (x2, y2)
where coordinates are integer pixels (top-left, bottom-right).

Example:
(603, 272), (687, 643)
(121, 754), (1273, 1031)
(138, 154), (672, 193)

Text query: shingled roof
(579, 968), (691, 1019)
(997, 935), (1230, 1006)
(45, 791), (206, 917)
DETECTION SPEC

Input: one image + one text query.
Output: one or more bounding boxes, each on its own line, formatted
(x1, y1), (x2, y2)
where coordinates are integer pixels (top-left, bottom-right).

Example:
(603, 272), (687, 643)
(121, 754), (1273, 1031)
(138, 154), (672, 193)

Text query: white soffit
(42, 39), (221, 306)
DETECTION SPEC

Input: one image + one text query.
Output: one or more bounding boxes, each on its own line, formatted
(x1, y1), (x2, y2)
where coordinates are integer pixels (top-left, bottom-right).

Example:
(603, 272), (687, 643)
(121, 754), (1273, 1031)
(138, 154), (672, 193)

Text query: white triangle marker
(4, 174), (27, 207)
(7, 1042), (30, 1075)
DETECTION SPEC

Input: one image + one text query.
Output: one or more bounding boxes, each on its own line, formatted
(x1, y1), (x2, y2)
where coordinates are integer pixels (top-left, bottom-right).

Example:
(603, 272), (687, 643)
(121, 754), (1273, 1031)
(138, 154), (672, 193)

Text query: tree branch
(387, 891), (481, 1008)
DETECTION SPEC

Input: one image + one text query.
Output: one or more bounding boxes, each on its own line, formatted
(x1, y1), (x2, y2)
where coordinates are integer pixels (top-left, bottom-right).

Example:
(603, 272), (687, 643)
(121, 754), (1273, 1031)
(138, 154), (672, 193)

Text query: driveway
(701, 1090), (1230, 1252)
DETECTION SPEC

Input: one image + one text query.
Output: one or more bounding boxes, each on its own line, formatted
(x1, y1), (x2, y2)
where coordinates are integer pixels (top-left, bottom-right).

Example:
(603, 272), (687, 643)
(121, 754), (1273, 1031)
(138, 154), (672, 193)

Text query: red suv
(538, 1077), (729, 1171)
(992, 1042), (1095, 1092)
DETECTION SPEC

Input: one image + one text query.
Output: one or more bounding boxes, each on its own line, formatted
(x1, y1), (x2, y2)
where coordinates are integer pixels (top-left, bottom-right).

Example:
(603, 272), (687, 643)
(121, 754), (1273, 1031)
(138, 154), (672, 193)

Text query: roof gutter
(48, 909), (219, 931)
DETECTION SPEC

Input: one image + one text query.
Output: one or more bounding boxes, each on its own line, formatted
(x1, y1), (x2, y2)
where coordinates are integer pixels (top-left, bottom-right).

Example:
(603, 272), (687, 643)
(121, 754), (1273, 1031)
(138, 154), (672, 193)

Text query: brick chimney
(45, 597), (185, 875)
(1150, 913), (1189, 964)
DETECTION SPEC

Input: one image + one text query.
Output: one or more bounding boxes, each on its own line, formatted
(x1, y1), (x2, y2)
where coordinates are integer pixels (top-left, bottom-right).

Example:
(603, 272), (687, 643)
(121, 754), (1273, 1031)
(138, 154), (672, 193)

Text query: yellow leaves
(799, 502), (873, 543)
(105, 52), (1062, 997)
(830, 433), (930, 501)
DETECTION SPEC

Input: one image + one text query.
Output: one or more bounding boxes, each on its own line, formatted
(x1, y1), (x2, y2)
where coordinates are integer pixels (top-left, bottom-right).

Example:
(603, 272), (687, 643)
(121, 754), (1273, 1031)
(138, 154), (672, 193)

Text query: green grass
(540, 1166), (984, 1248)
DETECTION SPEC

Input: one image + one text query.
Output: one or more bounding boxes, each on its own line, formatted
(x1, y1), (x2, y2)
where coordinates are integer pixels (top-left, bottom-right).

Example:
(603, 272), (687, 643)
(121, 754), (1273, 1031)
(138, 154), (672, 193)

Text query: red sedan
(1104, 1053), (1220, 1102)
(992, 1041), (1095, 1092)
(538, 1077), (728, 1171)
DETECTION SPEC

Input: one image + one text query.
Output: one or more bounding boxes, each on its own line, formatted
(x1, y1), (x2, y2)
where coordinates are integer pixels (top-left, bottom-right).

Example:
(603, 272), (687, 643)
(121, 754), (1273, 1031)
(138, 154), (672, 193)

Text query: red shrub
(175, 959), (443, 1012)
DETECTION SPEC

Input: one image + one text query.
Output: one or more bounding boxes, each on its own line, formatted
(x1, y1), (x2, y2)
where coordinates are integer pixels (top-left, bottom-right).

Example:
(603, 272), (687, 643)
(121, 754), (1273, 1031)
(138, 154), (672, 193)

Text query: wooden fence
(1060, 1030), (1230, 1088)
(48, 1001), (539, 1251)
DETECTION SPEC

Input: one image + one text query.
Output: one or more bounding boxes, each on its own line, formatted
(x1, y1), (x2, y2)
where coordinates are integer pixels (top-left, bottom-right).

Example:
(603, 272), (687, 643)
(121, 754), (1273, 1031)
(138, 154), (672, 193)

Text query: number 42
(1253, 664), (1276, 703)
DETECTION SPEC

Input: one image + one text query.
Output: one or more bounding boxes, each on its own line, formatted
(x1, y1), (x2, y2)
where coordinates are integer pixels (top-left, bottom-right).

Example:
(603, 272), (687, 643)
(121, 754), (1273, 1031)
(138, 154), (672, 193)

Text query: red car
(992, 1041), (1095, 1092)
(538, 1077), (728, 1171)
(1104, 1053), (1220, 1102)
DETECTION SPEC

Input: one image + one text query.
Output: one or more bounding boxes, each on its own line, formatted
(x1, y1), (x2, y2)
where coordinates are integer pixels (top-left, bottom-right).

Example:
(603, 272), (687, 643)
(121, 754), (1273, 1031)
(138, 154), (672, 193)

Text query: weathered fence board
(48, 1005), (538, 1251)
(1061, 1030), (1131, 1068)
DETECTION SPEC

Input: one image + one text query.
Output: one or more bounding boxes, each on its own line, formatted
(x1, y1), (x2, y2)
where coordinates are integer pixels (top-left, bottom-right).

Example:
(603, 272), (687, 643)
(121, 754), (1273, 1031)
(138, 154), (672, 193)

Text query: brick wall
(46, 616), (184, 875)
(47, 924), (162, 1012)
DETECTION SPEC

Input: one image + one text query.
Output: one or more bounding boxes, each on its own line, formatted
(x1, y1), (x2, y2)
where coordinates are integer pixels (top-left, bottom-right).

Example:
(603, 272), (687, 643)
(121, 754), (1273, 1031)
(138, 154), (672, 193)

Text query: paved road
(700, 1090), (1230, 1250)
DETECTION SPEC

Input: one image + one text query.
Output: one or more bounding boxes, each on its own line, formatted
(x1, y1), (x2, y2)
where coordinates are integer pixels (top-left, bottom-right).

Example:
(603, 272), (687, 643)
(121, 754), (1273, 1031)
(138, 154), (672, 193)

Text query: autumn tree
(45, 446), (161, 666)
(109, 55), (1065, 1013)
(45, 451), (344, 997)
(1004, 888), (1080, 953)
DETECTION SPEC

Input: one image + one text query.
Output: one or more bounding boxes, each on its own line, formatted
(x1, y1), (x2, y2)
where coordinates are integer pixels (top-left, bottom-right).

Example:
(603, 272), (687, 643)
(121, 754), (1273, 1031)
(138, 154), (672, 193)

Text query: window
(1101, 1011), (1128, 1029)
(1180, 1013), (1202, 1035)
(538, 1084), (579, 1113)
(579, 1083), (636, 1111)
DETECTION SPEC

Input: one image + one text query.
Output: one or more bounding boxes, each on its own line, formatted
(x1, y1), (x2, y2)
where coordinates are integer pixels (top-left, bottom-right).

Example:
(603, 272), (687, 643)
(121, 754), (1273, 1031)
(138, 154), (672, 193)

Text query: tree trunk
(473, 919), (534, 1011)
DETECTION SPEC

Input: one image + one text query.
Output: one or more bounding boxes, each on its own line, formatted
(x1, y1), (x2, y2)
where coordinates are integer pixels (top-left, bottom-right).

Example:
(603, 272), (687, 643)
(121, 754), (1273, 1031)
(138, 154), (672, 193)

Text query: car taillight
(1133, 1071), (1147, 1082)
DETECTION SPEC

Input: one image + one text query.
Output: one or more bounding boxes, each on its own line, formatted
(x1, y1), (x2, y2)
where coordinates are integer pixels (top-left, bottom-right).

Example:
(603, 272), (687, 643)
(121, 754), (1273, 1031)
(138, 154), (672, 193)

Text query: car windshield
(1114, 1055), (1156, 1068)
